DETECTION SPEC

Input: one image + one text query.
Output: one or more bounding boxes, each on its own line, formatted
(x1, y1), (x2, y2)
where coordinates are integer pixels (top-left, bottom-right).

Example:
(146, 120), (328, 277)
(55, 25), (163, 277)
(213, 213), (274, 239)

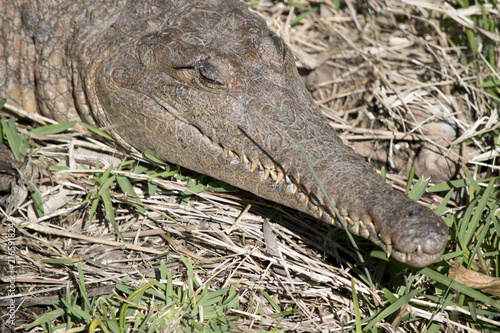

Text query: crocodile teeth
(400, 252), (407, 263)
(322, 210), (334, 224)
(416, 245), (423, 256)
(379, 233), (392, 248)
(338, 207), (348, 217)
(243, 155), (249, 164)
(227, 150), (234, 157)
(406, 252), (412, 262)
(358, 221), (369, 237)
(363, 229), (372, 238)
(345, 216), (355, 226)
(291, 183), (298, 194)
(386, 244), (393, 258)
(263, 168), (270, 179)
(251, 162), (258, 172)
(275, 172), (284, 184)
(270, 169), (277, 181)
(304, 195), (310, 205)
(317, 205), (324, 217)
(365, 220), (376, 233)
(351, 221), (360, 235)
(223, 147), (229, 155)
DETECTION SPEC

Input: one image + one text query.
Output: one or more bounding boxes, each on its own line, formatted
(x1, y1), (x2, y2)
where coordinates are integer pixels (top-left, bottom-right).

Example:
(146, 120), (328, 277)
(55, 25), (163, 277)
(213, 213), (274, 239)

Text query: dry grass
(1, 0), (499, 332)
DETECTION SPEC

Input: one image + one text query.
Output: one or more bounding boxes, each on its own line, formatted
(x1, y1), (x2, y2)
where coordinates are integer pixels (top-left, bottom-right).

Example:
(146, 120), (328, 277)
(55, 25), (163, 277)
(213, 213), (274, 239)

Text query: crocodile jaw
(82, 0), (447, 267)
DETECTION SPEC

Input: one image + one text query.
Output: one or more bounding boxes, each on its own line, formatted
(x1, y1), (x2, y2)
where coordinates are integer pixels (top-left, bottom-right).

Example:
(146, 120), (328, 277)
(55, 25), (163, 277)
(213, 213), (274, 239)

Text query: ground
(0, 0), (499, 332)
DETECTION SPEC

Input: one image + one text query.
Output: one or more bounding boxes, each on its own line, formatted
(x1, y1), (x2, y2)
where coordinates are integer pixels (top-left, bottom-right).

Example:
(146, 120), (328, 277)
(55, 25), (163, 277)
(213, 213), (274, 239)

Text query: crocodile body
(0, 0), (448, 267)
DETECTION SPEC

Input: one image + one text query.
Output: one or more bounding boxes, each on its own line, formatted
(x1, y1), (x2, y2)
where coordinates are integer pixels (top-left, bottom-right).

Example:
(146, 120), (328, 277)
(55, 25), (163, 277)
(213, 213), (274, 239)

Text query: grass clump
(25, 258), (240, 333)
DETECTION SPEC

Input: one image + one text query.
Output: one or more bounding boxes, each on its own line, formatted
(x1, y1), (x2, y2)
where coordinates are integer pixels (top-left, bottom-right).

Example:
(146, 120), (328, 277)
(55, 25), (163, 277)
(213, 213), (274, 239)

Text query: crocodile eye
(168, 68), (196, 84)
(197, 66), (225, 89)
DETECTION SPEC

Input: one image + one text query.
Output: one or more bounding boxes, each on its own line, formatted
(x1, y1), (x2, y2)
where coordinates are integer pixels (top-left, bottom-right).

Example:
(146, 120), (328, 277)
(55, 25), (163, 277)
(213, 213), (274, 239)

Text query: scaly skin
(0, 0), (448, 267)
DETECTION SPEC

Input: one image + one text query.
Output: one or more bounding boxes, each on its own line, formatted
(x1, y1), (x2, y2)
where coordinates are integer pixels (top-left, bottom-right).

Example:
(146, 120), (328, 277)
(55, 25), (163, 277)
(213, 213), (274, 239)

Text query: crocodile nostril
(407, 208), (421, 218)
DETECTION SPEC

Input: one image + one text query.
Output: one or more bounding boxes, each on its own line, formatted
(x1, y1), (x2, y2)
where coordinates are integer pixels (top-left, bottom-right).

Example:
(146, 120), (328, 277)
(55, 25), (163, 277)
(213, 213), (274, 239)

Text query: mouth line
(192, 126), (436, 265)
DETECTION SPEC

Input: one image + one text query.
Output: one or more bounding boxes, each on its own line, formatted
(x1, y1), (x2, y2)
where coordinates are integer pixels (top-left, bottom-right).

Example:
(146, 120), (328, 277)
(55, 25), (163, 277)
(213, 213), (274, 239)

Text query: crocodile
(0, 0), (448, 267)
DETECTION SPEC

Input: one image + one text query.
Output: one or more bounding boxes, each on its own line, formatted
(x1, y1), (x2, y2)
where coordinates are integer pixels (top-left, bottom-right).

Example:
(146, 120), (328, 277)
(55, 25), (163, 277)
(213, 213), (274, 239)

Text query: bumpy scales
(0, 0), (448, 267)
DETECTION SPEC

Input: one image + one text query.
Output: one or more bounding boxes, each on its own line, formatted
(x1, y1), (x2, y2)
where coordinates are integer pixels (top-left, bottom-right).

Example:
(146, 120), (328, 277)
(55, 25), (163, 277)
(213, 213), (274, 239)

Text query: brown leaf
(448, 260), (500, 297)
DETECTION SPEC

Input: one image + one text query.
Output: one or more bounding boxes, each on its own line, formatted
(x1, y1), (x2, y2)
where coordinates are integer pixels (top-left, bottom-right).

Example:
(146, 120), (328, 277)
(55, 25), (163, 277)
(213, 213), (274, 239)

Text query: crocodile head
(79, 0), (448, 267)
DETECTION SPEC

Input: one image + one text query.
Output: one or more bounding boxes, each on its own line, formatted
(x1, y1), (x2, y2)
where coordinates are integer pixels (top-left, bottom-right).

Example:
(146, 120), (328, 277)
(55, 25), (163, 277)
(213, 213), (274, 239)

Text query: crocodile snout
(380, 200), (449, 267)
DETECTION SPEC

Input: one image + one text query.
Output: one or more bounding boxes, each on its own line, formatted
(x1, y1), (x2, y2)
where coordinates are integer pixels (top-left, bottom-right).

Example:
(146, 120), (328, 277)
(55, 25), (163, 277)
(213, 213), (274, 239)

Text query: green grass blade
(25, 309), (65, 330)
(144, 152), (168, 165)
(166, 270), (173, 304)
(147, 178), (158, 196)
(380, 166), (386, 180)
(60, 299), (92, 321)
(78, 122), (114, 140)
(88, 197), (99, 224)
(29, 188), (45, 217)
(89, 318), (103, 333)
(77, 263), (91, 311)
(119, 281), (156, 329)
(263, 292), (281, 313)
(405, 167), (415, 195)
(289, 8), (318, 26)
(97, 173), (115, 195)
(470, 205), (497, 266)
(462, 180), (495, 258)
(457, 197), (476, 257)
(462, 164), (482, 198)
(2, 117), (23, 161)
(350, 279), (362, 333)
(365, 289), (421, 330)
(30, 121), (77, 135)
(435, 188), (454, 216)
(407, 176), (430, 201)
(116, 175), (145, 214)
(101, 189), (123, 241)
(428, 179), (468, 192)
